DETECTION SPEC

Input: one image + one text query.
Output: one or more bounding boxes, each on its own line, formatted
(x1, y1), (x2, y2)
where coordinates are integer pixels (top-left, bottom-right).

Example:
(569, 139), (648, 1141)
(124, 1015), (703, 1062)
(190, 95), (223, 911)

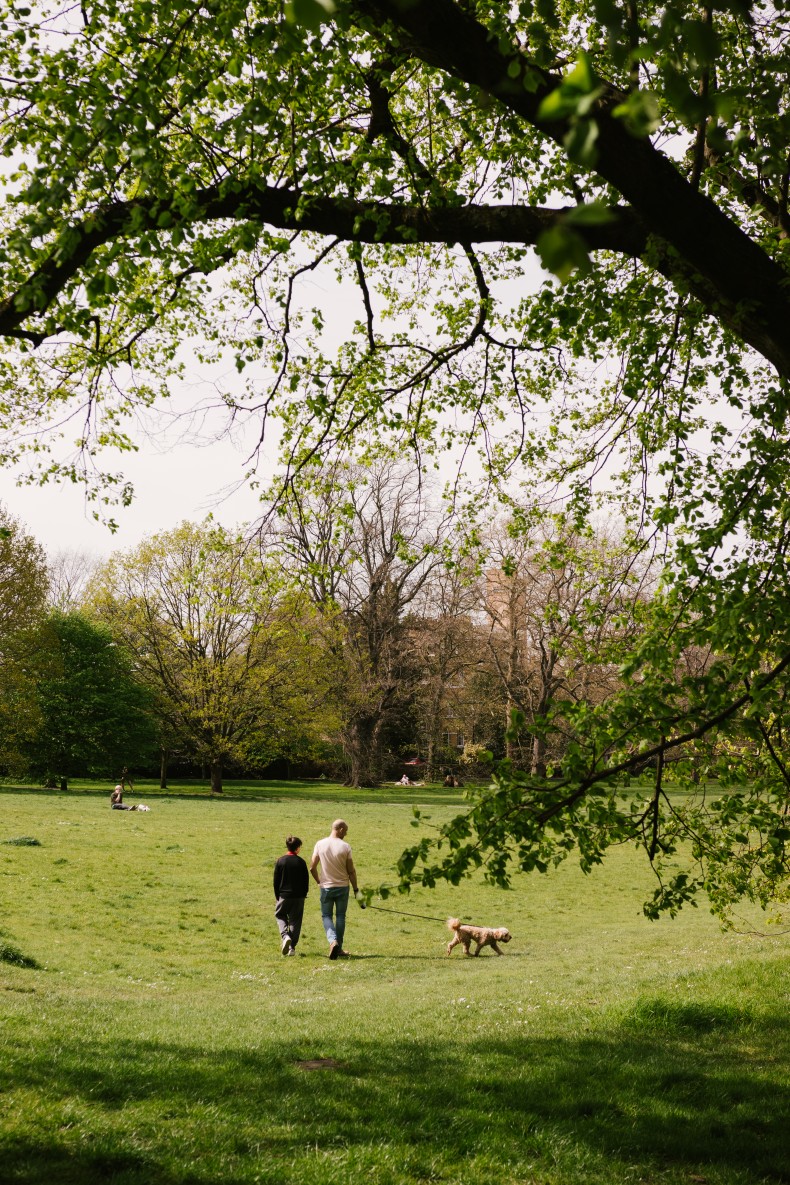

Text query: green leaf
(612, 90), (662, 136)
(564, 118), (599, 167)
(537, 51), (603, 121)
(565, 50), (597, 93)
(538, 87), (573, 120)
(286, 0), (336, 33)
(564, 201), (614, 227)
(536, 225), (592, 283)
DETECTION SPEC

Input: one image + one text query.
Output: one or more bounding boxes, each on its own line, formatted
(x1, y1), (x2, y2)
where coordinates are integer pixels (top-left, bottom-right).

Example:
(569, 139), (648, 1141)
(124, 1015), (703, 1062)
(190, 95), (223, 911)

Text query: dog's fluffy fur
(446, 917), (512, 957)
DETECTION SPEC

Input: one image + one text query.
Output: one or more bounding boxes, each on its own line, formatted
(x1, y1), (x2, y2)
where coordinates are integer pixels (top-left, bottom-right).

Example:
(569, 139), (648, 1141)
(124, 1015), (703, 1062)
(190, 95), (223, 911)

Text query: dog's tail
(447, 917), (461, 932)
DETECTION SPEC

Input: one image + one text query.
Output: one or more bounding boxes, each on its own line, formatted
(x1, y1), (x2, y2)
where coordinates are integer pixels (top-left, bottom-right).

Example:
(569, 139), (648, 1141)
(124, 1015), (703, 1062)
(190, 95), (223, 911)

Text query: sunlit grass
(0, 775), (470, 805)
(1, 785), (788, 1184)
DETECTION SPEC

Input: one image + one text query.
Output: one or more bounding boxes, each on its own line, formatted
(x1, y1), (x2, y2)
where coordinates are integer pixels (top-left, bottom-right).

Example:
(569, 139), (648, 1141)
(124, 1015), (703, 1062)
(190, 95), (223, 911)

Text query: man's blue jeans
(320, 885), (350, 949)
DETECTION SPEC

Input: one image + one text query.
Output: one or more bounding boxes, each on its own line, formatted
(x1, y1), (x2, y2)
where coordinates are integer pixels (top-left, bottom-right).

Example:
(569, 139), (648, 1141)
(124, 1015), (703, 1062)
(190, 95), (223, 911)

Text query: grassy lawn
(1, 782), (788, 1185)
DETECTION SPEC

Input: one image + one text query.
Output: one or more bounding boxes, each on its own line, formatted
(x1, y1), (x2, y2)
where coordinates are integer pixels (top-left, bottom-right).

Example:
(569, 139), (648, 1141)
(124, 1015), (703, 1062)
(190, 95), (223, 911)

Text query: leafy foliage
(0, 505), (48, 645)
(11, 611), (158, 787)
(1, 0), (790, 912)
(88, 519), (330, 790)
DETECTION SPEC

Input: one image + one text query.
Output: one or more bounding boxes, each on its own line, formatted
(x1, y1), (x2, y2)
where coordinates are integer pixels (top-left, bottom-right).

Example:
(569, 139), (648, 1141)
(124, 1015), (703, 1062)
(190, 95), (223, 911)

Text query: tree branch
(0, 187), (645, 340)
(347, 0), (790, 377)
(535, 648), (790, 825)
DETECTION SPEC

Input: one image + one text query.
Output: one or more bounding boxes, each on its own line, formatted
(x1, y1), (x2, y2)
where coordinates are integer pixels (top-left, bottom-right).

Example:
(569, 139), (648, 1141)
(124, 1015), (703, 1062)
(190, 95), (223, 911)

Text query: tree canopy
(2, 0), (788, 483)
(2, 0), (790, 916)
(0, 505), (49, 644)
(274, 458), (455, 785)
(9, 611), (158, 788)
(89, 519), (328, 791)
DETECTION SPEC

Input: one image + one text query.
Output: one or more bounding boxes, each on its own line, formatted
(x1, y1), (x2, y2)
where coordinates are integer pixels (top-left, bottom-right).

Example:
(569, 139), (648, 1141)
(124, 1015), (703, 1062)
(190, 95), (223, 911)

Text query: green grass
(1, 783), (788, 1184)
(0, 775), (470, 806)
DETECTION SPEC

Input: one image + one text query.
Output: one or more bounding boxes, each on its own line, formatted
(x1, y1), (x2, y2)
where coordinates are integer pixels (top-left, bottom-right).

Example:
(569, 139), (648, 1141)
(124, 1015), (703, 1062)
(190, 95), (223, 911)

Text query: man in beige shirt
(310, 819), (359, 959)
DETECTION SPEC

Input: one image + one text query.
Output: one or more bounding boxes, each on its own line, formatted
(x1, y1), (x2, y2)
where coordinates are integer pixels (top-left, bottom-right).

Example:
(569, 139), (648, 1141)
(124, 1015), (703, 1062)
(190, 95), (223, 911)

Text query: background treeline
(0, 462), (668, 791)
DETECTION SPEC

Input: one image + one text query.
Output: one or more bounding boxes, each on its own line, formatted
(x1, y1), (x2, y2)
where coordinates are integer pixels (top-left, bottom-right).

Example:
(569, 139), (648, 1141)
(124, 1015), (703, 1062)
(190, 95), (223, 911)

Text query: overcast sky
(0, 414), (274, 561)
(0, 249), (550, 562)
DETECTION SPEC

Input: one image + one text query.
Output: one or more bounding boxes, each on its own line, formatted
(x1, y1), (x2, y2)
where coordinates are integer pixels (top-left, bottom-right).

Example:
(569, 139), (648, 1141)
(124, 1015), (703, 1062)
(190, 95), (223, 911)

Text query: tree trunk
(345, 714), (382, 787)
(425, 684), (443, 781)
(60, 776), (68, 791)
(159, 747), (168, 790)
(530, 732), (546, 778)
(210, 759), (223, 794)
(505, 697), (516, 761)
(505, 591), (521, 761)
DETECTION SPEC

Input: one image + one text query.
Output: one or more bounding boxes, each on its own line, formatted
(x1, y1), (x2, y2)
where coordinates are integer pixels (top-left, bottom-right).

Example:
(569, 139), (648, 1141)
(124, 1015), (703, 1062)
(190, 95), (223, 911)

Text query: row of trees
(3, 450), (788, 922)
(0, 465), (656, 793)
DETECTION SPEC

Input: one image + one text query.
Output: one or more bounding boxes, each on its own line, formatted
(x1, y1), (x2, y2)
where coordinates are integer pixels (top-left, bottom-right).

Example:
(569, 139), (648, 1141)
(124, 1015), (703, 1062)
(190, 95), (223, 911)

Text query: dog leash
(362, 904), (456, 924)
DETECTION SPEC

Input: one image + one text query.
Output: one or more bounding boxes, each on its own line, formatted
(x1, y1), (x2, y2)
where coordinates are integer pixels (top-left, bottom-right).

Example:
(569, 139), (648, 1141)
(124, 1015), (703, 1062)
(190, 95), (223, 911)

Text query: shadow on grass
(0, 940), (41, 970)
(2, 1000), (788, 1184)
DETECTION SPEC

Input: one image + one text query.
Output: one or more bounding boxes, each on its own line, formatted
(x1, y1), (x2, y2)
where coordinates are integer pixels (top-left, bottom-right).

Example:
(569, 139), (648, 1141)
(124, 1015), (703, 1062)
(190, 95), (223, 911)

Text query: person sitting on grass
(110, 783), (136, 810)
(110, 781), (149, 811)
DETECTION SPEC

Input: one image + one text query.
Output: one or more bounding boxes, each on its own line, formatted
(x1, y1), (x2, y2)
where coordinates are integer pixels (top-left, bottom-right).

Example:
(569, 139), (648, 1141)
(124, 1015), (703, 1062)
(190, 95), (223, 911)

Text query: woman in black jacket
(273, 836), (309, 956)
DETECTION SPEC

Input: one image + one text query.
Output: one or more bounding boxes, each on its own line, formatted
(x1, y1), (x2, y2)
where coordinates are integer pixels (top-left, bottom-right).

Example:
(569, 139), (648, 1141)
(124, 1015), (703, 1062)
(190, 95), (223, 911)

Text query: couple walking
(273, 819), (361, 959)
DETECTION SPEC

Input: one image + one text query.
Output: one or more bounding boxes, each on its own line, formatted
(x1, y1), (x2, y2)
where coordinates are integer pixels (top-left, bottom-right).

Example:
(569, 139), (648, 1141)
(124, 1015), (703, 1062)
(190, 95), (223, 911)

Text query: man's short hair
(332, 819), (348, 833)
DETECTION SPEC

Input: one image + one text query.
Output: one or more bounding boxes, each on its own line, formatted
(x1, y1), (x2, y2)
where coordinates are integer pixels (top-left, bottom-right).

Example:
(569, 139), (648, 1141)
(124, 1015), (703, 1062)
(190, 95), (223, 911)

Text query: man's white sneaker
(281, 936), (292, 956)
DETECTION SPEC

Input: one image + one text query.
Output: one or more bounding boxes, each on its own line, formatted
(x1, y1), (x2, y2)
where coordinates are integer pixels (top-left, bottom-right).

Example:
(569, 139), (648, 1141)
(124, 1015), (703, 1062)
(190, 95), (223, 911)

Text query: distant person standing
(273, 836), (309, 956)
(310, 819), (360, 959)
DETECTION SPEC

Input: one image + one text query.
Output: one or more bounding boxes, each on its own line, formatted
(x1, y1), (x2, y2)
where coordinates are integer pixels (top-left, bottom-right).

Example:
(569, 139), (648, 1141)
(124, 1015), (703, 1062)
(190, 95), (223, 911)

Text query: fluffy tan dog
(446, 917), (512, 957)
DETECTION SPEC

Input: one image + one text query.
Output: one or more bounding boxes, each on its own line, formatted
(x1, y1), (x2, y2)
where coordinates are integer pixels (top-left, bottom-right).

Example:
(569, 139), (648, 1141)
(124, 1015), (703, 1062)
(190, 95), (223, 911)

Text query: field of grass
(1, 781), (788, 1185)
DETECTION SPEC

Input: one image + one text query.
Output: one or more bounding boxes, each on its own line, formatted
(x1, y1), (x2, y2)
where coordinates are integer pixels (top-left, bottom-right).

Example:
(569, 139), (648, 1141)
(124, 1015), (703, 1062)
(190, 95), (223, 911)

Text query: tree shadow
(2, 997), (788, 1184)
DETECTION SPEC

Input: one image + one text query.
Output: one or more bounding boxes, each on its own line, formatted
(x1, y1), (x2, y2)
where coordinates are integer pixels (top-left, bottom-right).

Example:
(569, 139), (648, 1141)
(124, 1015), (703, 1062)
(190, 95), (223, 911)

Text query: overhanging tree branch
(0, 188), (644, 341)
(346, 0), (790, 377)
(534, 647), (790, 825)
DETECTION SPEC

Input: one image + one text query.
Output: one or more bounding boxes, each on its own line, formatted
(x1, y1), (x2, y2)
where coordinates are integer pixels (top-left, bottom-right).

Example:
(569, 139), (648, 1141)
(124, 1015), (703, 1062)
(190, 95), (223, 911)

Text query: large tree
(3, 0), (790, 913)
(0, 508), (50, 772)
(9, 611), (157, 789)
(47, 549), (100, 612)
(89, 519), (323, 791)
(0, 506), (48, 645)
(407, 559), (487, 779)
(274, 459), (452, 785)
(1, 0), (788, 478)
(481, 524), (654, 775)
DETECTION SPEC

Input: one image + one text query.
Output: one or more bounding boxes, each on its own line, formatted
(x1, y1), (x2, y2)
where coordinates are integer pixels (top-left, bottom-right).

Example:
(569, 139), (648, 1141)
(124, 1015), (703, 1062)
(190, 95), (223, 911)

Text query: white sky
(0, 438), (270, 560)
(0, 321), (286, 561)
(0, 359), (280, 561)
(0, 240), (552, 562)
